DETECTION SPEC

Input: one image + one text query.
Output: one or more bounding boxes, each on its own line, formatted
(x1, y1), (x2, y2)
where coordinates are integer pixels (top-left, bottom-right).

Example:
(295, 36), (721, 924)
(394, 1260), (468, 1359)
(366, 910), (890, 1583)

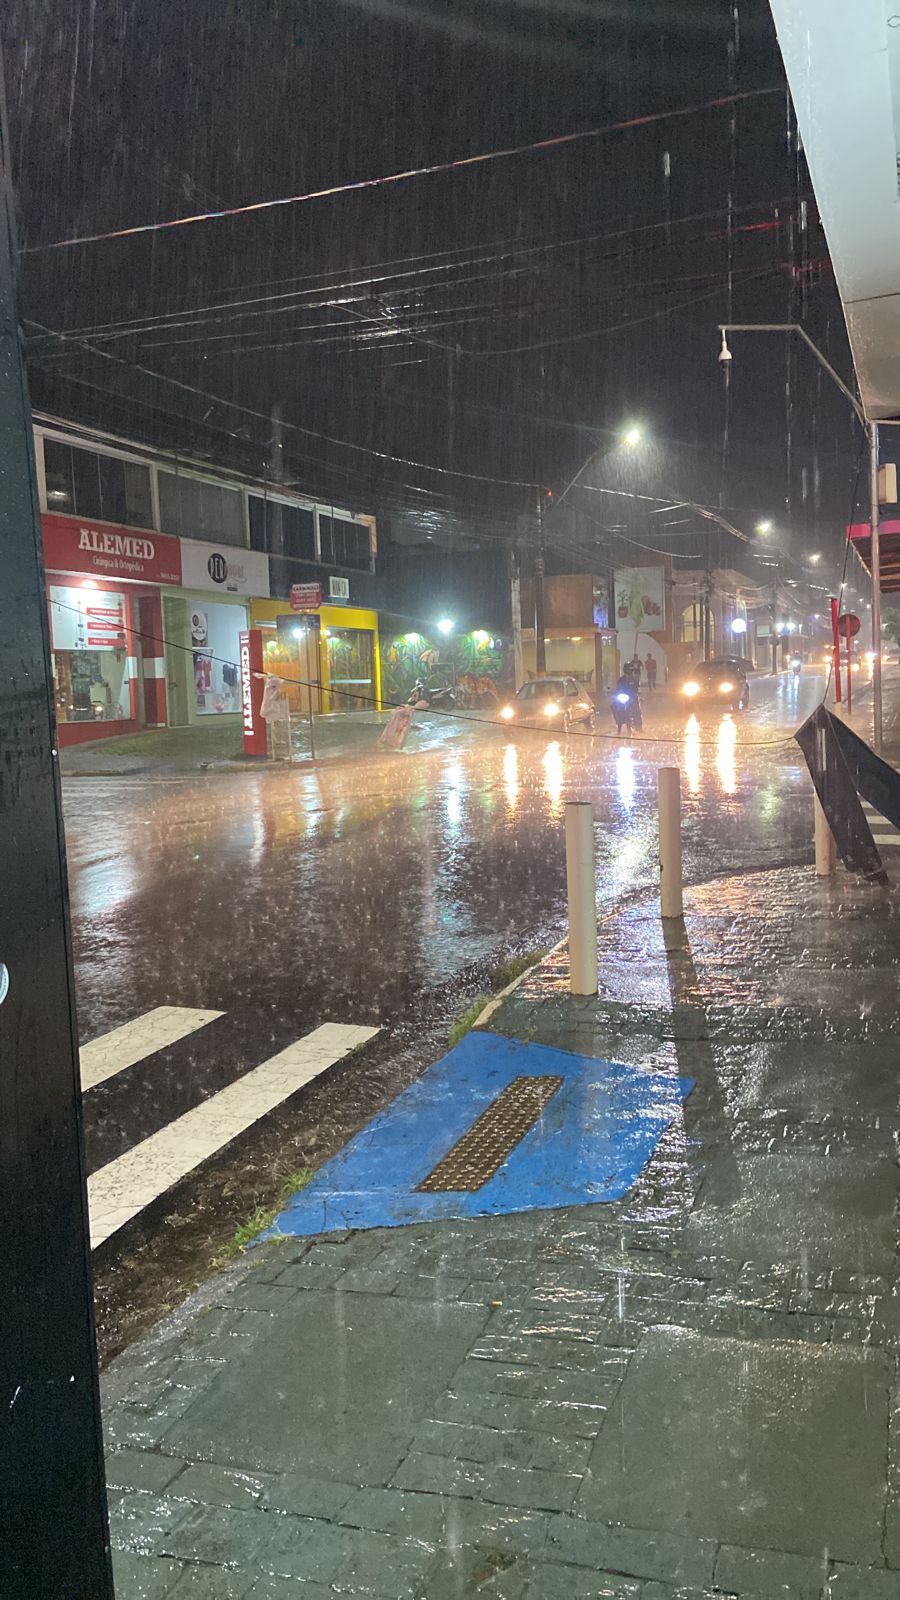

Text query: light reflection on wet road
(63, 673), (825, 1042)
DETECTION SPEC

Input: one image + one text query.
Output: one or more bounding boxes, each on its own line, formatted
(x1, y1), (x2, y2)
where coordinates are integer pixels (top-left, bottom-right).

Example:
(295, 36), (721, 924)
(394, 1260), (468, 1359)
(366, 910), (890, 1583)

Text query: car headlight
(500, 705), (515, 720)
(543, 702), (559, 717)
(682, 681), (700, 697)
(718, 680), (734, 694)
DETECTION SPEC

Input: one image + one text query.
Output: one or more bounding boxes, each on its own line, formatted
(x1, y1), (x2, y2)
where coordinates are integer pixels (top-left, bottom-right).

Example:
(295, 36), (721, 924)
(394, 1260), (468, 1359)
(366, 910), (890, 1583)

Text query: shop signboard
(42, 512), (182, 585)
(291, 582), (322, 611)
(239, 629), (267, 757)
(180, 538), (270, 598)
(613, 565), (665, 632)
(328, 576), (350, 602)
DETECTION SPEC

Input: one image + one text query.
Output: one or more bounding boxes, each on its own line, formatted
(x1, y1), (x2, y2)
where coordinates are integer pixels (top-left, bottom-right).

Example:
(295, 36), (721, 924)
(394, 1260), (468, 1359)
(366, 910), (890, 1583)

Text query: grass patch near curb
(448, 999), (490, 1050)
(489, 947), (549, 993)
(217, 1167), (314, 1262)
(447, 946), (550, 1049)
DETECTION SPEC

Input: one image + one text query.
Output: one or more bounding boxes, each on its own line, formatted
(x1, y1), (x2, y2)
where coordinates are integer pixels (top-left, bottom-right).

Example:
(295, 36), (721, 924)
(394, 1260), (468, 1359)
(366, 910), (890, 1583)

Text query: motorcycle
(790, 655), (802, 678)
(407, 678), (456, 712)
(611, 684), (642, 733)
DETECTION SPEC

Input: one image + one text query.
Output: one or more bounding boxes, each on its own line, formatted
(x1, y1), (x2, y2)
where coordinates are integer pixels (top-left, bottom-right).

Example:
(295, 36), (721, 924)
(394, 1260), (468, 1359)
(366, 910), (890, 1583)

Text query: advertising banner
(239, 629), (267, 757)
(42, 512), (181, 585)
(180, 539), (270, 598)
(613, 566), (665, 632)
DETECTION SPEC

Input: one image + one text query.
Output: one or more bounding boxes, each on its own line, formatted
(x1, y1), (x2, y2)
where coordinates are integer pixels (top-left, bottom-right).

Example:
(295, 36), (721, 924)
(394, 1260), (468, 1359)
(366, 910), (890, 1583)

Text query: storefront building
(250, 596), (382, 714)
(163, 541), (270, 727)
(43, 512), (180, 745)
(42, 513), (272, 744)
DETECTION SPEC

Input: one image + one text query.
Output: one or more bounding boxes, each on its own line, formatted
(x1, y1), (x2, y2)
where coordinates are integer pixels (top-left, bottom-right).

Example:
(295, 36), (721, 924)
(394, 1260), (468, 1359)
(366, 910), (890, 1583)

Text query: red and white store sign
(42, 512), (182, 585)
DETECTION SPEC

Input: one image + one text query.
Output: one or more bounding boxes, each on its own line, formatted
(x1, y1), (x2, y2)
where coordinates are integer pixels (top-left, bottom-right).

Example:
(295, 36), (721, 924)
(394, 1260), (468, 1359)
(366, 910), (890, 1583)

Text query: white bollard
(565, 801), (598, 995)
(814, 793), (837, 876)
(658, 766), (684, 919)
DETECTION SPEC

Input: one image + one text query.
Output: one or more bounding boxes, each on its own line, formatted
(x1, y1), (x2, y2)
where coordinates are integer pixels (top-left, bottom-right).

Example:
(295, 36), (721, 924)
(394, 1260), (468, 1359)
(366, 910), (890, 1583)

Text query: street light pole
(719, 322), (884, 750)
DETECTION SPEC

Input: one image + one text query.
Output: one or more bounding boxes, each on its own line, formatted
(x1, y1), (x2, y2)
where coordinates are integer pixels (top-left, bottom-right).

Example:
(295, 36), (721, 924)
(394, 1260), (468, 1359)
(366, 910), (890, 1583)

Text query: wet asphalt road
(62, 671), (827, 1355)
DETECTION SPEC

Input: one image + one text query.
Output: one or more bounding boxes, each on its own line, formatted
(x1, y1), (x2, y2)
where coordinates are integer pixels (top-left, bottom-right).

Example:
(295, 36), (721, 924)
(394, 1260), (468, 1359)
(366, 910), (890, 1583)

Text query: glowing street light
(623, 426), (642, 448)
(436, 617), (454, 635)
(756, 519), (773, 536)
(807, 552), (821, 565)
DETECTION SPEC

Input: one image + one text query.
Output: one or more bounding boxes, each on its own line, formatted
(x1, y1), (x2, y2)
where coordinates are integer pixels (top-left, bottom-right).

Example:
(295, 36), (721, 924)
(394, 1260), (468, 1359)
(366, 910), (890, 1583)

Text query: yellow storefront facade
(250, 599), (382, 714)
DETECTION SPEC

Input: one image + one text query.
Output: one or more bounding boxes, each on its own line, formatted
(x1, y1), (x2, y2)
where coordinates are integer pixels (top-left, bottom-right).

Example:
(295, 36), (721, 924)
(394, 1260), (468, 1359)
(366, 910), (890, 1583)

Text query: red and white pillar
(137, 592), (168, 726)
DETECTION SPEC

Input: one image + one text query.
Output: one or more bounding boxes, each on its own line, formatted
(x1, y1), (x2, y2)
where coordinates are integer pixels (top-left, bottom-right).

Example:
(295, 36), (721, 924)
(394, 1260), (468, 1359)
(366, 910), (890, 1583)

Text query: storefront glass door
(325, 627), (374, 711)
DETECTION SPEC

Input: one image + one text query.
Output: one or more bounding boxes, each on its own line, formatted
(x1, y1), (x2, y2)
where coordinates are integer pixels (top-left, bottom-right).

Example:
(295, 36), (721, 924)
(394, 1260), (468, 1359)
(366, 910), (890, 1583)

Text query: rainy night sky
(2, 0), (865, 604)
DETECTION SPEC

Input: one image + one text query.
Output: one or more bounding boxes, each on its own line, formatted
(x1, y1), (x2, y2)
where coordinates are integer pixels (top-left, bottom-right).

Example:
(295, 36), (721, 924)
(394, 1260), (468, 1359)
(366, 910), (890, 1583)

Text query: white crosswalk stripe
(862, 803), (900, 848)
(80, 1006), (224, 1090)
(86, 1019), (379, 1249)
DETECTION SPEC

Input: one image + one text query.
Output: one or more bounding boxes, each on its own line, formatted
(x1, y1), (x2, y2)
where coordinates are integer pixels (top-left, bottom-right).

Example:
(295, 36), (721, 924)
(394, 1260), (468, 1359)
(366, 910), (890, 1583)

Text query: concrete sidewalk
(59, 708), (482, 777)
(103, 859), (900, 1599)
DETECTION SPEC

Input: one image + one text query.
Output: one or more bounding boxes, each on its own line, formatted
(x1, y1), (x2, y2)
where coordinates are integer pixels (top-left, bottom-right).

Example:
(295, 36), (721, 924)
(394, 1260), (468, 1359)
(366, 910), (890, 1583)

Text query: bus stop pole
(0, 51), (114, 1600)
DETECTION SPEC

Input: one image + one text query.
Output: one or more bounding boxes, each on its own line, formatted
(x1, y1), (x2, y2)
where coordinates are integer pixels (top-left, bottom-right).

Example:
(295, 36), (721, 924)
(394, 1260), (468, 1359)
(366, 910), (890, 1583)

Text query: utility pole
(535, 491), (547, 676)
(509, 545), (524, 690)
(771, 566), (779, 675)
(0, 54), (113, 1599)
(870, 421), (883, 751)
(269, 403), (285, 562)
(703, 528), (712, 662)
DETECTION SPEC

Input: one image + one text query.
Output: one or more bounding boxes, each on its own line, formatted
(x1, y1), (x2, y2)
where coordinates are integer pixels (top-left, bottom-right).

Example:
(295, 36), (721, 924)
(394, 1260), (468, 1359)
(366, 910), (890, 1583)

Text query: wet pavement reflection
(64, 674), (825, 1043)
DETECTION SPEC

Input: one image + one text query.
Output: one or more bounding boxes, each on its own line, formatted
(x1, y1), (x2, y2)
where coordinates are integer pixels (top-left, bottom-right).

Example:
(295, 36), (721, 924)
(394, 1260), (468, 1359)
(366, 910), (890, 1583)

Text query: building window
(49, 584), (134, 724)
(158, 470), (246, 546)
(248, 495), (316, 562)
(43, 438), (153, 529)
(318, 513), (372, 572)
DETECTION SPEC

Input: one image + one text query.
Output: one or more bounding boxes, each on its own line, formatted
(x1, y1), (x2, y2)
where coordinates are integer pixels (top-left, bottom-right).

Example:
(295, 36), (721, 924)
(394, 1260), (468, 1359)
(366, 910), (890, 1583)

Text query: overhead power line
(25, 87), (783, 254)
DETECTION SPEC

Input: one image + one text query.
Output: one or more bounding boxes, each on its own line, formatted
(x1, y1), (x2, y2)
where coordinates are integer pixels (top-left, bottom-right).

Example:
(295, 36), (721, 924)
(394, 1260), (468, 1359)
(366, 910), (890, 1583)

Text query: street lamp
(436, 617), (454, 635)
(756, 519), (773, 536)
(623, 426), (642, 447)
(719, 322), (884, 749)
(807, 552), (822, 565)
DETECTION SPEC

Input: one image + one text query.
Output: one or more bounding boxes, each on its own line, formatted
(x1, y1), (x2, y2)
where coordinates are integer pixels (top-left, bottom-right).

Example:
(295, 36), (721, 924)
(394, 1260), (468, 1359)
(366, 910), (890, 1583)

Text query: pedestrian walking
(644, 653), (657, 692)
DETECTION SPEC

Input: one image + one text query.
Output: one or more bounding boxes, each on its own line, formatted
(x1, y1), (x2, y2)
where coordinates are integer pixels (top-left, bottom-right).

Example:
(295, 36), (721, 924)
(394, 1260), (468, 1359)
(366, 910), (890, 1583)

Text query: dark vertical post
(534, 492), (547, 676)
(0, 57), (113, 1600)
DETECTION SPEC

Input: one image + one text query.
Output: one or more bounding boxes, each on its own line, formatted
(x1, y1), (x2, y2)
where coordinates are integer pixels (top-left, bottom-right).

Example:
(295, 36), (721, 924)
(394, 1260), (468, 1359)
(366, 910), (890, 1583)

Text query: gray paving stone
(715, 1542), (828, 1597)
(577, 1328), (890, 1565)
(110, 1491), (193, 1556)
(683, 1153), (899, 1273)
(827, 1565), (900, 1597)
(412, 1418), (533, 1465)
(111, 1549), (186, 1598)
(261, 1472), (357, 1519)
(170, 1462), (274, 1509)
(336, 1267), (404, 1294)
(246, 1583), (335, 1600)
(529, 1434), (594, 1474)
(166, 1566), (253, 1598)
(436, 1388), (607, 1438)
(390, 1450), (486, 1499)
(482, 1463), (581, 1512)
(332, 1525), (437, 1595)
(527, 1563), (643, 1598)
(106, 1449), (187, 1494)
(158, 1503), (267, 1568)
(544, 1512), (610, 1567)
(227, 1283), (299, 1313)
(338, 1485), (449, 1543)
(600, 1526), (717, 1586)
(164, 1292), (483, 1484)
(254, 1515), (351, 1584)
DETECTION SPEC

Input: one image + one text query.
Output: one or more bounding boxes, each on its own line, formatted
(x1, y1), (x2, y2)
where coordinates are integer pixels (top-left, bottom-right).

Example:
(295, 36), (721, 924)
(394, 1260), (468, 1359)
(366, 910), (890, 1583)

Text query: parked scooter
(611, 680), (642, 734)
(407, 678), (456, 712)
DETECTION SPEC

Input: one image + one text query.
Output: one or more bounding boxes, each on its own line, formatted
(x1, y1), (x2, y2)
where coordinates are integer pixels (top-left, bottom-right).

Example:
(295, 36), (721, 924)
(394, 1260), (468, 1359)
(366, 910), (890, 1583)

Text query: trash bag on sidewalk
(260, 675), (290, 721)
(379, 705), (414, 749)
